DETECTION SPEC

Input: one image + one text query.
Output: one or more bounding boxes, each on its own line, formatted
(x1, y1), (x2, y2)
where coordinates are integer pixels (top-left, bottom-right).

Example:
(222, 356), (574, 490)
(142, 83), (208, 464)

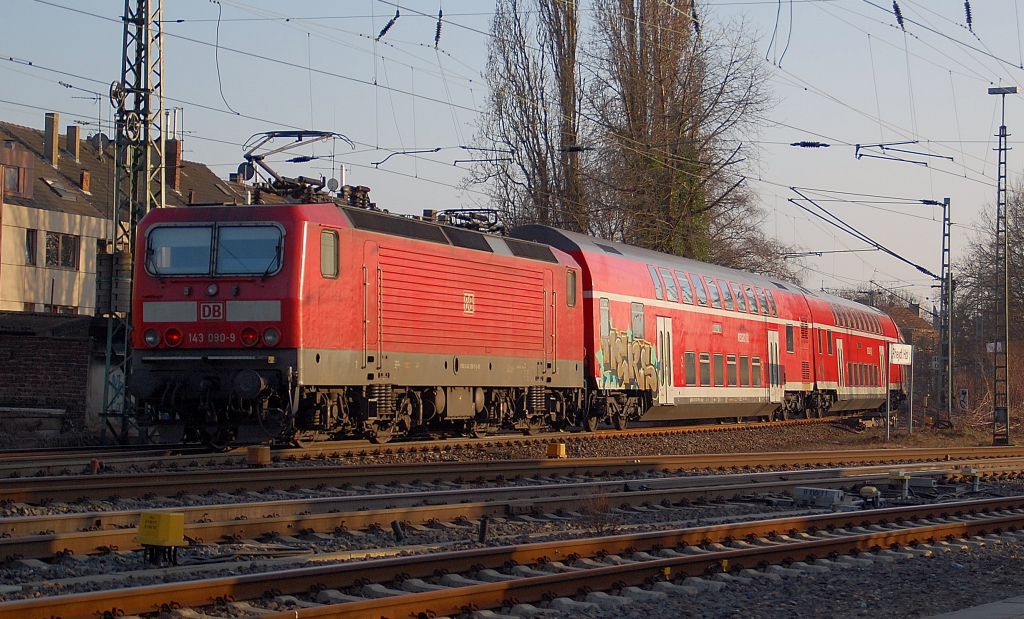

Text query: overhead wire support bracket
(371, 147), (441, 167)
(855, 141), (954, 166)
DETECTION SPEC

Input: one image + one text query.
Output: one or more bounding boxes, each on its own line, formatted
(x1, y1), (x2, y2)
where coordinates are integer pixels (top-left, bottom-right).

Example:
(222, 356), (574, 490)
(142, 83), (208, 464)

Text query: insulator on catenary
(791, 141), (830, 148)
(965, 1), (973, 32)
(435, 9), (443, 48)
(893, 1), (905, 31)
(376, 9), (399, 41)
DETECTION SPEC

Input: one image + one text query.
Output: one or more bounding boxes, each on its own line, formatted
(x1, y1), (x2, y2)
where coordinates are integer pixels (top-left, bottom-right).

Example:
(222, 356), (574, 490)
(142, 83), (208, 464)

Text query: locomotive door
(656, 317), (673, 405)
(363, 241), (382, 370)
(836, 339), (846, 399)
(543, 270), (554, 374)
(767, 330), (783, 403)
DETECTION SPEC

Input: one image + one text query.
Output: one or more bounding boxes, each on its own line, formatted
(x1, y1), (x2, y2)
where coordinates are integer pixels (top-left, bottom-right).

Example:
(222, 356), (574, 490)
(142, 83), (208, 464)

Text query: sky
(3, 0), (1023, 311)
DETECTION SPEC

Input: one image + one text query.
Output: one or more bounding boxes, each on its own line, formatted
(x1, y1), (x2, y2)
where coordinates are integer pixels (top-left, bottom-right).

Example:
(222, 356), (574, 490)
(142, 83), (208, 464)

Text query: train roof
(509, 224), (887, 315)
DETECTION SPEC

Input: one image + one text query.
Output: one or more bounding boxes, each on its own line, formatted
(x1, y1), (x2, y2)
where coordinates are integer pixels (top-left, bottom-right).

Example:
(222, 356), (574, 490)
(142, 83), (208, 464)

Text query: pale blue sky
(3, 0), (1023, 307)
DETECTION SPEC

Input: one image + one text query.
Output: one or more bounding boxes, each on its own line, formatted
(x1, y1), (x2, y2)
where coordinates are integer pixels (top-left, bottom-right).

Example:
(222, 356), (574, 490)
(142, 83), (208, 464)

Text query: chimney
(44, 112), (58, 167)
(166, 139), (182, 191)
(80, 170), (90, 193)
(65, 125), (80, 162)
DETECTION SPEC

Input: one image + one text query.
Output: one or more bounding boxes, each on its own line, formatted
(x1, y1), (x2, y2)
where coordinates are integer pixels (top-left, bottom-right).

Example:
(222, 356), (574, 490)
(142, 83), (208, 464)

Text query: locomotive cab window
(217, 225), (283, 276)
(658, 267), (678, 302)
(148, 225), (213, 275)
(647, 265), (664, 300)
(320, 229), (339, 278)
(566, 270), (577, 307)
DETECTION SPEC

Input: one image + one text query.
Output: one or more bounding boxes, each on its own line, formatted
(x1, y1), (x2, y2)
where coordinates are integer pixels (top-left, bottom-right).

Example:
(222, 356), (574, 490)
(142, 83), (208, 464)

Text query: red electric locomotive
(128, 193), (905, 446)
(128, 201), (584, 446)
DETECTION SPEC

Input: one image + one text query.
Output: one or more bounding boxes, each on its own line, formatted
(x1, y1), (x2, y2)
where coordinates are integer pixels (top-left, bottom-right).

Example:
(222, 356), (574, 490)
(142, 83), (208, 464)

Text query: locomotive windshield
(146, 224), (283, 276)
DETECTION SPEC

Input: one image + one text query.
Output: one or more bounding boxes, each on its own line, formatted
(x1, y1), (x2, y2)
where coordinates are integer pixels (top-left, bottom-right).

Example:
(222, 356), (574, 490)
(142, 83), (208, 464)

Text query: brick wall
(0, 333), (92, 429)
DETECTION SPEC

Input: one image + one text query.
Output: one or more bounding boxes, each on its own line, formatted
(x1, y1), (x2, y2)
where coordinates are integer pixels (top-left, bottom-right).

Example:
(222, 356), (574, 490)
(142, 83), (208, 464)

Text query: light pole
(989, 86), (1016, 446)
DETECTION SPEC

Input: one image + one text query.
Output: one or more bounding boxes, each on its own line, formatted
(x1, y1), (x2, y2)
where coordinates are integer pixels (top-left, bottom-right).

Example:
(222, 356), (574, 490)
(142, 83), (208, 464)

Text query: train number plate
(188, 332), (236, 344)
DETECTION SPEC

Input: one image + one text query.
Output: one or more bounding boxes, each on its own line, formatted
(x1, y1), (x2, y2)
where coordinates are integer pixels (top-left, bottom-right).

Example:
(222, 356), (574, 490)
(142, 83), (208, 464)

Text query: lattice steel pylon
(989, 86), (1015, 446)
(936, 197), (953, 428)
(100, 0), (164, 444)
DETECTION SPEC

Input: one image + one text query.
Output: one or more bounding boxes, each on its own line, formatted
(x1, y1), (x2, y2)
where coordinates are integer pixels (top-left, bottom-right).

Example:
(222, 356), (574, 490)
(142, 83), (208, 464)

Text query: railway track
(4, 496), (1023, 619)
(4, 445), (1024, 505)
(0, 415), (848, 477)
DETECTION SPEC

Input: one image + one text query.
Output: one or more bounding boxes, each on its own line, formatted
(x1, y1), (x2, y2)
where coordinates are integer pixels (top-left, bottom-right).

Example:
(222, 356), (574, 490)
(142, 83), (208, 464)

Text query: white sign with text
(889, 343), (913, 366)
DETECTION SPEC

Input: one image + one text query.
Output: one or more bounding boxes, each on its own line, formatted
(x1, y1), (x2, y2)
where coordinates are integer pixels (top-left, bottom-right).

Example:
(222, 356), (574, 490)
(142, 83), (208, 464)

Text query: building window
(786, 325), (795, 353)
(631, 302), (645, 340)
(726, 354), (737, 387)
(45, 232), (80, 270)
(740, 355), (750, 386)
(23, 302), (35, 312)
(647, 265), (664, 300)
(320, 229), (339, 278)
(713, 353), (725, 386)
(566, 270), (577, 307)
(4, 165), (19, 194)
(25, 229), (37, 265)
(44, 304), (78, 315)
(751, 356), (762, 387)
(699, 353), (711, 386)
(684, 352), (697, 386)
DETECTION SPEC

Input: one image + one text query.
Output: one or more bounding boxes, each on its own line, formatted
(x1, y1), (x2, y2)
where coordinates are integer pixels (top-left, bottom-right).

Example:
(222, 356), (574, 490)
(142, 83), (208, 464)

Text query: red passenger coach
(509, 226), (905, 428)
(129, 203), (584, 446)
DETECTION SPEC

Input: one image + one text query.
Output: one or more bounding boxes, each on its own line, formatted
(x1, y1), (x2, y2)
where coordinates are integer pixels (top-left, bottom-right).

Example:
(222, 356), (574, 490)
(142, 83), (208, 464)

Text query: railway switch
(888, 471), (912, 500)
(962, 467), (981, 492)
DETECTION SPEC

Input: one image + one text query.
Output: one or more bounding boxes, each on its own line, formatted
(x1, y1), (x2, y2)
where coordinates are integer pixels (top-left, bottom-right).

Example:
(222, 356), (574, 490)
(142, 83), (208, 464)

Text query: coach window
(765, 290), (779, 317)
(755, 288), (770, 316)
(846, 362), (853, 386)
(701, 276), (722, 308)
(684, 352), (697, 386)
(827, 330), (834, 355)
(600, 298), (611, 338)
(658, 267), (678, 302)
(751, 357), (762, 387)
(699, 353), (711, 386)
(693, 276), (709, 306)
(726, 354), (737, 386)
(785, 325), (795, 354)
(566, 270), (577, 307)
(740, 355), (750, 386)
(721, 281), (735, 310)
(713, 353), (725, 387)
(631, 302), (645, 340)
(730, 283), (747, 312)
(320, 229), (339, 278)
(743, 285), (758, 314)
(647, 265), (664, 300)
(676, 271), (695, 304)
(817, 329), (823, 354)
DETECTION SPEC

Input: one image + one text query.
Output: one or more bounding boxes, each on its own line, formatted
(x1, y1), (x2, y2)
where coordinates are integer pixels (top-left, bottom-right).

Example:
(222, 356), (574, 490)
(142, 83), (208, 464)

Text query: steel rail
(3, 446), (1024, 505)
(3, 496), (1023, 619)
(0, 416), (848, 477)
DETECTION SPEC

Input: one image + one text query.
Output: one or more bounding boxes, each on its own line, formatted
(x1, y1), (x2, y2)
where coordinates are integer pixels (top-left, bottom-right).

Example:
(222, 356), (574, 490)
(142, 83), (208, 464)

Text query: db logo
(199, 301), (224, 321)
(462, 291), (475, 315)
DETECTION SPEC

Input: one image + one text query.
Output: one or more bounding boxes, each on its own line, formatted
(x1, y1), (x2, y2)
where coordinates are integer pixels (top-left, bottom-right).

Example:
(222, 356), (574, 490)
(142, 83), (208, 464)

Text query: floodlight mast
(988, 86), (1016, 446)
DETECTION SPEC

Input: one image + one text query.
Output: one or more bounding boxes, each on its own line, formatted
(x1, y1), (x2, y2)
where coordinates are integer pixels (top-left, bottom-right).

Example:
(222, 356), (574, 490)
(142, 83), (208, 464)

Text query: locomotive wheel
(612, 414), (628, 430)
(523, 417), (545, 436)
(369, 423), (394, 444)
(582, 416), (600, 432)
(292, 431), (324, 448)
(465, 420), (493, 439)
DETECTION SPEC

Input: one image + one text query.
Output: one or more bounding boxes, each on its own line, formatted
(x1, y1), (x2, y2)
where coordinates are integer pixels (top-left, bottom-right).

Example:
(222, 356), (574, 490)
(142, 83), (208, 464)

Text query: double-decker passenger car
(127, 196), (905, 446)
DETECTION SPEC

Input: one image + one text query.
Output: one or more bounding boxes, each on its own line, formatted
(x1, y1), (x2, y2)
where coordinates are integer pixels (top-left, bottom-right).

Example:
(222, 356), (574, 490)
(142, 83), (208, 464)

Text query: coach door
(363, 241), (381, 370)
(656, 316), (673, 405)
(543, 270), (555, 374)
(767, 330), (783, 403)
(836, 338), (846, 399)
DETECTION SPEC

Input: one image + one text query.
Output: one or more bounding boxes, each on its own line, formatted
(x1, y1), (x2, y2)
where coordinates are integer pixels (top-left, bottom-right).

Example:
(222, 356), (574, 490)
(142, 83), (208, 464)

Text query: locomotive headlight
(241, 327), (259, 346)
(262, 327), (280, 346)
(144, 329), (160, 347)
(206, 283), (219, 296)
(165, 328), (183, 347)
